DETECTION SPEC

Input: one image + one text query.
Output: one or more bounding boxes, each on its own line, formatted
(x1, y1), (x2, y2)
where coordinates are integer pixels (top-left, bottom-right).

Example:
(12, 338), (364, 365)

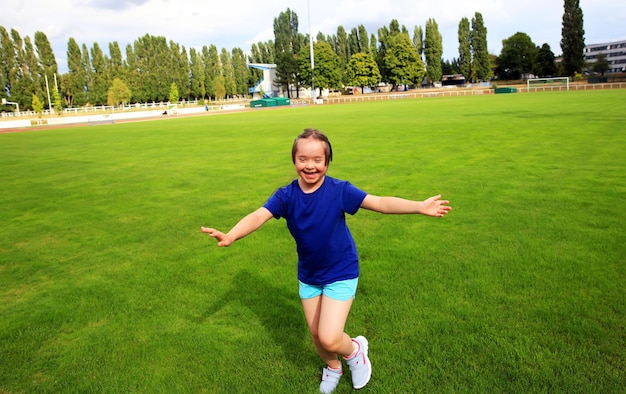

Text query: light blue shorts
(299, 278), (359, 301)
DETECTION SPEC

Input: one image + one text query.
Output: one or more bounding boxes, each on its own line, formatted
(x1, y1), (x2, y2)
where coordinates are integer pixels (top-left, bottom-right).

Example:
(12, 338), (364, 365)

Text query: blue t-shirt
(263, 176), (367, 286)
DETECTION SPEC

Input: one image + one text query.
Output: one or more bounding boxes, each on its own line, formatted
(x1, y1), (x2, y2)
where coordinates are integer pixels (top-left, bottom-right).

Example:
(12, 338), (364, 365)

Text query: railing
(0, 97), (247, 119)
(519, 82), (626, 93)
(2, 83), (625, 121)
(322, 88), (494, 104)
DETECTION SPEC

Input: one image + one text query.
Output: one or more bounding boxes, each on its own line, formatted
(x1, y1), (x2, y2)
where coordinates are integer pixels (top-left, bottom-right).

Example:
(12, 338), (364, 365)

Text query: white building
(247, 63), (278, 99)
(584, 39), (626, 73)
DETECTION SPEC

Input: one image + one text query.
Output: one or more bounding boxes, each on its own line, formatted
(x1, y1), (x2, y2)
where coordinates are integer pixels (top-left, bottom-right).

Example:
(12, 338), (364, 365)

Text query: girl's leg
(301, 295), (355, 368)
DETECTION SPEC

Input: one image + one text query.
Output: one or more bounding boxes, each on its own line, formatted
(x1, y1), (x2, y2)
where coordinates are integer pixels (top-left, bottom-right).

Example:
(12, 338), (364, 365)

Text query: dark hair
(291, 128), (333, 166)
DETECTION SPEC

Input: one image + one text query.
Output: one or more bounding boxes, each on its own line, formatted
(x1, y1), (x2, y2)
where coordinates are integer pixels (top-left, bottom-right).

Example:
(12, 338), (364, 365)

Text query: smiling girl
(202, 128), (451, 393)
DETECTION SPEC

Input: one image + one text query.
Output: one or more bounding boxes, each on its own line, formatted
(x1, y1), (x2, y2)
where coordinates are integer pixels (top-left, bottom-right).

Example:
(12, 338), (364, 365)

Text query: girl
(202, 129), (451, 392)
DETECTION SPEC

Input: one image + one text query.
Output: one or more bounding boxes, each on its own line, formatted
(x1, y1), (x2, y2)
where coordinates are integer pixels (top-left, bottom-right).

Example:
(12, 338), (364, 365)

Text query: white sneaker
(319, 366), (342, 393)
(344, 336), (372, 389)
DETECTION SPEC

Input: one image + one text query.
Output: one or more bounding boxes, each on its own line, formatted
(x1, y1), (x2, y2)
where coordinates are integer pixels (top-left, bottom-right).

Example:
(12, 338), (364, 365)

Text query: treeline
(0, 2), (584, 112)
(0, 11), (483, 111)
(273, 10), (491, 99)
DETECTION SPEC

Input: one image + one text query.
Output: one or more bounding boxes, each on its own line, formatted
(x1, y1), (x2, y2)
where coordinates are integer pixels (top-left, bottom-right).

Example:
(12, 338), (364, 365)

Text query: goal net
(526, 77), (570, 92)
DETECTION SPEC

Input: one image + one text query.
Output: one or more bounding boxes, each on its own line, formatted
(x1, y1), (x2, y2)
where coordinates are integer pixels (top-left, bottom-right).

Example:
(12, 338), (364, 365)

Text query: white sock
(344, 339), (359, 359)
(327, 364), (342, 372)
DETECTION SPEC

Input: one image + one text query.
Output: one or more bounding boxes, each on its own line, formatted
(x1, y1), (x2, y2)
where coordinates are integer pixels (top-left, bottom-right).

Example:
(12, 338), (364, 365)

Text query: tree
(90, 42), (108, 105)
(248, 43), (264, 88)
(124, 43), (140, 102)
(34, 31), (58, 86)
(358, 25), (369, 54)
(58, 73), (72, 107)
(231, 47), (249, 96)
(177, 45), (191, 100)
(189, 48), (206, 100)
(247, 40), (275, 91)
(32, 94), (44, 117)
(369, 33), (377, 56)
(347, 52), (381, 92)
(169, 82), (179, 103)
(132, 34), (170, 102)
(375, 19), (410, 86)
(32, 31), (57, 110)
(259, 40), (275, 63)
(376, 22), (397, 84)
(534, 43), (557, 77)
(592, 52), (609, 76)
(81, 43), (92, 103)
(496, 32), (537, 80)
(348, 28), (360, 57)
(489, 53), (498, 78)
(273, 8), (301, 98)
(147, 36), (171, 101)
(561, 0), (585, 76)
(0, 26), (15, 103)
(298, 41), (342, 98)
(203, 44), (221, 100)
(424, 18), (443, 83)
(129, 37), (150, 103)
(214, 75), (226, 100)
(52, 86), (63, 114)
(442, 58), (461, 75)
(108, 42), (124, 81)
(6, 31), (39, 111)
(389, 19), (401, 35)
(335, 26), (349, 74)
(220, 48), (237, 98)
(458, 17), (472, 81)
(471, 12), (491, 81)
(23, 36), (40, 109)
(170, 42), (190, 100)
(107, 78), (131, 106)
(384, 33), (425, 90)
(67, 37), (87, 106)
(412, 26), (423, 56)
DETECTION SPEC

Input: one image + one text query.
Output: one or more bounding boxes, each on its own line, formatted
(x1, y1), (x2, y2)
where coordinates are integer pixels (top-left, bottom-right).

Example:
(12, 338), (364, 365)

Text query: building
(584, 39), (626, 73)
(247, 63), (278, 99)
(441, 74), (466, 86)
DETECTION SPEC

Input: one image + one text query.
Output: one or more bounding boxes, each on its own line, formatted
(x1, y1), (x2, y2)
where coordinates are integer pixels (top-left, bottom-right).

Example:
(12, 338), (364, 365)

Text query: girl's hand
(423, 194), (452, 217)
(201, 227), (233, 247)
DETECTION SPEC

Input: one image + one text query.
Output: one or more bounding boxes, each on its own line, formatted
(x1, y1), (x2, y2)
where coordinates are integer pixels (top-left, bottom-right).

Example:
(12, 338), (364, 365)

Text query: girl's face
(294, 138), (328, 191)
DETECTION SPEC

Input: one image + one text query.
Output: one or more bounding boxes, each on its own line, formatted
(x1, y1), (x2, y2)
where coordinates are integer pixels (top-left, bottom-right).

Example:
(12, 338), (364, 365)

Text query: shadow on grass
(199, 269), (311, 365)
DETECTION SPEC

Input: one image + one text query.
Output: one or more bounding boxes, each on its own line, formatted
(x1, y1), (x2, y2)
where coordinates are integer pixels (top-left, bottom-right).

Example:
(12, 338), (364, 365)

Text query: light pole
(307, 0), (315, 101)
(44, 74), (53, 114)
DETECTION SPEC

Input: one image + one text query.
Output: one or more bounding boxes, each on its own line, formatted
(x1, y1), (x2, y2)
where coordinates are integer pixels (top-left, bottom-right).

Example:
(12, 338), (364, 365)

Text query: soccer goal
(527, 77), (570, 92)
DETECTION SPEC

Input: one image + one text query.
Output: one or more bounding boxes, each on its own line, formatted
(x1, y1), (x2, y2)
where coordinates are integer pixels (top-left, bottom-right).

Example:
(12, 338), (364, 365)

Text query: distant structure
(248, 63), (278, 99)
(441, 74), (466, 86)
(584, 39), (626, 73)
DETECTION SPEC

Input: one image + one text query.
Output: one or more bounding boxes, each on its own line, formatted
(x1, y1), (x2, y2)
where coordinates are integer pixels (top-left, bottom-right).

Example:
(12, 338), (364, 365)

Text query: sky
(2, 0), (625, 73)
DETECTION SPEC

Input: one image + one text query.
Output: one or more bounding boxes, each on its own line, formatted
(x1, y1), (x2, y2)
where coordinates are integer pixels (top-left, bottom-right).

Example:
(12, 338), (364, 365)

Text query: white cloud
(1, 0), (624, 72)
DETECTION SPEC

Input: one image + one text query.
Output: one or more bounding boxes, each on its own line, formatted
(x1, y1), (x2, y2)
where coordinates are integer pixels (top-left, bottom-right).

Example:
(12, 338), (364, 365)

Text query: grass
(1, 90), (625, 393)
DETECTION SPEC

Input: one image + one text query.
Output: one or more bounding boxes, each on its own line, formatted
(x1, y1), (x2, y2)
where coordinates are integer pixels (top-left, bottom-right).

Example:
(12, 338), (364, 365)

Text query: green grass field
(1, 90), (625, 393)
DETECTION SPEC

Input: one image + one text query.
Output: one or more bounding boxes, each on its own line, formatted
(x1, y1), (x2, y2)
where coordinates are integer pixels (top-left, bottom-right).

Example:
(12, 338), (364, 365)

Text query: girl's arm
(360, 194), (451, 217)
(201, 207), (274, 247)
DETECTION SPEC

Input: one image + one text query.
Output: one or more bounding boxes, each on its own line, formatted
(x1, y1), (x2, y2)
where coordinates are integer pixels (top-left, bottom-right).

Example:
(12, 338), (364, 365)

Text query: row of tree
(496, 0), (587, 80)
(0, 0), (586, 112)
(271, 9), (492, 98)
(0, 12), (489, 110)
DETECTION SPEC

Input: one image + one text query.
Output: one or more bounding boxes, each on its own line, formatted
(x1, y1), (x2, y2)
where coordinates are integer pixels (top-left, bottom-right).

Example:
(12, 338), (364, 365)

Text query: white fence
(323, 88), (494, 104)
(321, 82), (626, 104)
(0, 98), (245, 120)
(0, 102), (245, 130)
(520, 82), (626, 93)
